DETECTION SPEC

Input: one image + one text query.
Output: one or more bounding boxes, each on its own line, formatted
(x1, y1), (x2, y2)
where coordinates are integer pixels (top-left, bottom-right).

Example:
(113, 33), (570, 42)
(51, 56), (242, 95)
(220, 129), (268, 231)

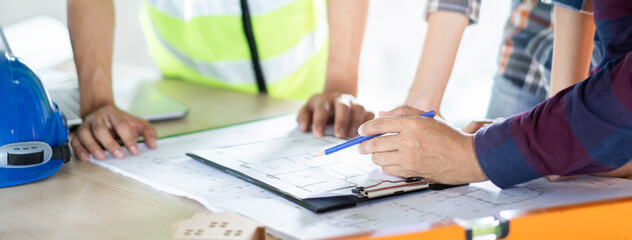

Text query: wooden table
(0, 79), (303, 240)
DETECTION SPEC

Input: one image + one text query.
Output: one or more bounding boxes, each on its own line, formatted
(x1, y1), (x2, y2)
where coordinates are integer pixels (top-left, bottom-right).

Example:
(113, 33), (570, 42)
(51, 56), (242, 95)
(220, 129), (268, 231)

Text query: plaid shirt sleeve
(424, 0), (481, 24)
(474, 0), (632, 188)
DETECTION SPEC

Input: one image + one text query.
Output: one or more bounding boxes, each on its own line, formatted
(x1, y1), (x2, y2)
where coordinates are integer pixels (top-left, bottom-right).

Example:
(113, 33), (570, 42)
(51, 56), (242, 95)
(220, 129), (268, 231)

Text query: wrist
(404, 95), (441, 112)
(78, 71), (114, 118)
(80, 98), (115, 119)
(323, 75), (358, 96)
(466, 134), (488, 183)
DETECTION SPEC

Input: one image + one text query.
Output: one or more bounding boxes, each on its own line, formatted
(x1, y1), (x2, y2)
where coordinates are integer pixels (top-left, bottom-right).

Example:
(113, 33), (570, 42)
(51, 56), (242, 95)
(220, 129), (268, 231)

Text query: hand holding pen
(317, 110), (436, 156)
(354, 106), (486, 185)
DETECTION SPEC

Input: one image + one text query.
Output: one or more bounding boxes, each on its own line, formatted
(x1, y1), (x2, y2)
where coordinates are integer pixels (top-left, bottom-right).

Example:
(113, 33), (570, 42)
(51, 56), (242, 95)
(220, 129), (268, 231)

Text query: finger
(461, 122), (480, 134)
(76, 124), (107, 160)
(593, 161), (632, 179)
(311, 101), (332, 138)
(492, 117), (506, 123)
(109, 114), (139, 155)
(333, 101), (351, 138)
(461, 120), (493, 134)
(358, 117), (406, 137)
(141, 121), (158, 149)
(370, 150), (401, 167)
(347, 105), (370, 138)
(91, 116), (126, 159)
(547, 175), (579, 182)
(379, 106), (424, 117)
(364, 112), (375, 122)
(357, 134), (401, 154)
(297, 105), (313, 132)
(70, 134), (90, 161)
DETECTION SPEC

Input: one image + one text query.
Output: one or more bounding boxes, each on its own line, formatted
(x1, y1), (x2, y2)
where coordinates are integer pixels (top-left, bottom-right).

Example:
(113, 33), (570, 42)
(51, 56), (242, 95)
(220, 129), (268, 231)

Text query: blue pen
(316, 110), (436, 157)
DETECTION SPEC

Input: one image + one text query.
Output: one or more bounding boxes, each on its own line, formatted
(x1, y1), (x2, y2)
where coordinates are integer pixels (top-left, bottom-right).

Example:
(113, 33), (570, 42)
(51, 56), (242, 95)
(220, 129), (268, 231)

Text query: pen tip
(315, 152), (325, 157)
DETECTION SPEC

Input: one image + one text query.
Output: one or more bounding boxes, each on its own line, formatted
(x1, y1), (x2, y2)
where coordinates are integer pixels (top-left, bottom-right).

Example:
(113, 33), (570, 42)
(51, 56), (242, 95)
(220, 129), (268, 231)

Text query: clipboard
(187, 153), (465, 213)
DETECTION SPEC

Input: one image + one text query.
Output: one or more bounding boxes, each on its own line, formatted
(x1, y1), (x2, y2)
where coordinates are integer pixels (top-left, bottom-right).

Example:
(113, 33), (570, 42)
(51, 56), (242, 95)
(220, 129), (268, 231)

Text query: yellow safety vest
(139, 0), (328, 100)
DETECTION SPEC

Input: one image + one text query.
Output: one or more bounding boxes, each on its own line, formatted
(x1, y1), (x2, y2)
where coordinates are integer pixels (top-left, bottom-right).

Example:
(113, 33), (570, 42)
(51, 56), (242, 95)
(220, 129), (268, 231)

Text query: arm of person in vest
(354, 0), (632, 187)
(399, 0), (479, 119)
(68, 0), (157, 161)
(296, 0), (373, 139)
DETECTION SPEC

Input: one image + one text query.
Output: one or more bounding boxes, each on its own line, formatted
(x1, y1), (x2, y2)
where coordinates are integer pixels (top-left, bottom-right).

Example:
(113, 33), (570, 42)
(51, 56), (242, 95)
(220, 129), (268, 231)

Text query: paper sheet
(91, 115), (632, 239)
(191, 136), (402, 199)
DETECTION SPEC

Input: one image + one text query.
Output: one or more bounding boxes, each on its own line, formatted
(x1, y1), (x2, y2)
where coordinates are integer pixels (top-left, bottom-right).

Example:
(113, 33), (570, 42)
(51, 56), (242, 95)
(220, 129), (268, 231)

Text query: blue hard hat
(0, 50), (70, 188)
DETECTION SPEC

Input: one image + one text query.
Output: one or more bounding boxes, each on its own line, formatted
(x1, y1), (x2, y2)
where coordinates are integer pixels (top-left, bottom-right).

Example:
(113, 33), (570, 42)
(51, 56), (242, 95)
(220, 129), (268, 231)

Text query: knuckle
(114, 120), (131, 131)
(147, 129), (158, 137)
(335, 114), (347, 123)
(86, 144), (101, 153)
(351, 104), (365, 113)
(107, 143), (121, 151)
(70, 140), (82, 150)
(337, 101), (350, 109)
(92, 125), (110, 135)
(315, 105), (329, 115)
(370, 121), (381, 132)
(297, 109), (309, 120)
(371, 154), (381, 165)
(370, 138), (380, 150)
(357, 143), (369, 154)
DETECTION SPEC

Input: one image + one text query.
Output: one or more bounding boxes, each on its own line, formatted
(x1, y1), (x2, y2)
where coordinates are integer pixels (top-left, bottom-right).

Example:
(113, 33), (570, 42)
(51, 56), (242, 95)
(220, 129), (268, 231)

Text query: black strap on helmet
(51, 143), (71, 163)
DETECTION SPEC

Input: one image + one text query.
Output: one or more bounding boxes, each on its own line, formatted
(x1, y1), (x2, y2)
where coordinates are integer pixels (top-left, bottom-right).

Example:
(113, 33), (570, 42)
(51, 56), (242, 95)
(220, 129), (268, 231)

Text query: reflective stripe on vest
(140, 0), (328, 100)
(146, 0), (298, 19)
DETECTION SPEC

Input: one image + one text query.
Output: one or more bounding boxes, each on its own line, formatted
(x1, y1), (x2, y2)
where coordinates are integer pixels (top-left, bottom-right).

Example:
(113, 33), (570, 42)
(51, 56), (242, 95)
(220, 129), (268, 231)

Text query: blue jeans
(486, 75), (546, 119)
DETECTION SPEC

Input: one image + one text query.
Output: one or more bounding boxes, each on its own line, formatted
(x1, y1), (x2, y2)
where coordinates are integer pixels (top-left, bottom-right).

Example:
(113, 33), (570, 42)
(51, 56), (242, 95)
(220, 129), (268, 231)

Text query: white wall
(359, 0), (510, 126)
(0, 0), (154, 68)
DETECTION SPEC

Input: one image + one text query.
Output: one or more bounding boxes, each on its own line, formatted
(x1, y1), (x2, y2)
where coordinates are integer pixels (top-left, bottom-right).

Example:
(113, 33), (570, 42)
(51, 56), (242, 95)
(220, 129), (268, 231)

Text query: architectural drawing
(191, 136), (401, 199)
(91, 115), (632, 239)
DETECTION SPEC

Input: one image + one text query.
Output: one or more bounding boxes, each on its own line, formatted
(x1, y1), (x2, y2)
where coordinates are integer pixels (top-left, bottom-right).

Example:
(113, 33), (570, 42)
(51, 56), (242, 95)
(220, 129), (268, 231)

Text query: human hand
(297, 92), (374, 138)
(593, 162), (632, 180)
(71, 104), (157, 161)
(547, 161), (632, 181)
(461, 118), (505, 134)
(357, 106), (487, 185)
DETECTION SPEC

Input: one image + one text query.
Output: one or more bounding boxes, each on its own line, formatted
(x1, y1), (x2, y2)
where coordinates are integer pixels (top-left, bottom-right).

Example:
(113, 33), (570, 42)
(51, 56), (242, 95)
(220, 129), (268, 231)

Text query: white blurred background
(0, 0), (510, 127)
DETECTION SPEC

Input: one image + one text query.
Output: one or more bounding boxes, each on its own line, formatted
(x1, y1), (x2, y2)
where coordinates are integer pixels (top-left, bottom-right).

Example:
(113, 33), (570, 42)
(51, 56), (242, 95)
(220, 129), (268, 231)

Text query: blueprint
(190, 136), (402, 199)
(91, 114), (632, 239)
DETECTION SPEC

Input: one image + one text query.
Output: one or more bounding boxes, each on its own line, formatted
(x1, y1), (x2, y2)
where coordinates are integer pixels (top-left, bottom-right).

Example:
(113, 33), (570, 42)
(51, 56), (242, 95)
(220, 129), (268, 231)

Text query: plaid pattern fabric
(424, 0), (481, 24)
(496, 0), (556, 99)
(475, 0), (632, 188)
(427, 0), (600, 99)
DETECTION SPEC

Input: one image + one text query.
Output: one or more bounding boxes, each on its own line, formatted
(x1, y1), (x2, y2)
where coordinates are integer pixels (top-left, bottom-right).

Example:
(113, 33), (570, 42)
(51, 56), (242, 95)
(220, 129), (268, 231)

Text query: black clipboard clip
(351, 177), (430, 199)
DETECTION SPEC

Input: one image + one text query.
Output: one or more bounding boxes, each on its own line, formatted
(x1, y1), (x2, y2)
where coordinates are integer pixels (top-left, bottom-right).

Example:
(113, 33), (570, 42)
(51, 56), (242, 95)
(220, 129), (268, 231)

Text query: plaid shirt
(475, 0), (632, 188)
(426, 0), (598, 99)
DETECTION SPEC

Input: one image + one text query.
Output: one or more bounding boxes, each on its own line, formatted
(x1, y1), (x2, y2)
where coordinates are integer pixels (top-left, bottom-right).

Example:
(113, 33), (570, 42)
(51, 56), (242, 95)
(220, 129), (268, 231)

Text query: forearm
(550, 6), (595, 96)
(405, 11), (468, 111)
(324, 0), (369, 96)
(475, 55), (632, 188)
(68, 0), (115, 118)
